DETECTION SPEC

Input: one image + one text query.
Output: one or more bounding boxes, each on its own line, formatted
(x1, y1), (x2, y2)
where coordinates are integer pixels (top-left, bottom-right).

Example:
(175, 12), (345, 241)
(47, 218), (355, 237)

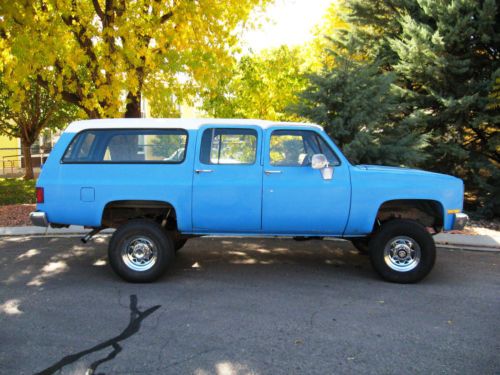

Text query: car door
(192, 125), (263, 232)
(262, 128), (351, 234)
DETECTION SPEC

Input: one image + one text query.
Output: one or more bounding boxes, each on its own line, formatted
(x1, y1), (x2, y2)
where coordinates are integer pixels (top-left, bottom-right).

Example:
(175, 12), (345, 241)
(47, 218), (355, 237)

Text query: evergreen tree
(307, 0), (499, 217)
(294, 38), (426, 166)
(390, 0), (499, 217)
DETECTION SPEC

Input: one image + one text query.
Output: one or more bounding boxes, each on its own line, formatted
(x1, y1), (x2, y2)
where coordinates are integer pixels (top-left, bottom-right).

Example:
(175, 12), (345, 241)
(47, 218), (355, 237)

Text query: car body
(31, 118), (468, 283)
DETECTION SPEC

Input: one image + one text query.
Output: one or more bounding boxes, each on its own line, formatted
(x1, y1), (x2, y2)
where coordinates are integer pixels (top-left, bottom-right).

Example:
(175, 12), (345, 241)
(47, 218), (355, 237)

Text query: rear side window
(200, 128), (257, 165)
(62, 129), (188, 163)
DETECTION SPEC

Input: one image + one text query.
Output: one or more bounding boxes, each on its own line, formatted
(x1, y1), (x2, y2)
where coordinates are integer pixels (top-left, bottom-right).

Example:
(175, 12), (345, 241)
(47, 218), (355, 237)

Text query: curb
(433, 233), (500, 252)
(0, 226), (498, 252)
(0, 226), (114, 236)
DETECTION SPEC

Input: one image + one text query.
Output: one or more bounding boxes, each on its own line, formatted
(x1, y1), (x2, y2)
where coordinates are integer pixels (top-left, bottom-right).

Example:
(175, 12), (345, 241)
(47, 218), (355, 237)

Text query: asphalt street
(0, 235), (498, 375)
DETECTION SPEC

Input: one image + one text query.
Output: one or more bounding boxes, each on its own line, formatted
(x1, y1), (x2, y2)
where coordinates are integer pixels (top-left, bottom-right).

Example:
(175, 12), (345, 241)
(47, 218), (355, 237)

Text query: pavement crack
(34, 295), (161, 375)
(309, 311), (318, 329)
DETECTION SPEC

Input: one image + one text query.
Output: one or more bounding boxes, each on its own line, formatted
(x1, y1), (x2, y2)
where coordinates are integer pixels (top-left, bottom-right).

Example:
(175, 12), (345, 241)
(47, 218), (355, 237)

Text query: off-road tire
(108, 219), (175, 282)
(369, 219), (436, 283)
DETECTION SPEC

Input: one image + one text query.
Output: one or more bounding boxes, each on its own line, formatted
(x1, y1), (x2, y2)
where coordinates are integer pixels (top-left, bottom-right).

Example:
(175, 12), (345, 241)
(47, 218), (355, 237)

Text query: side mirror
(311, 153), (334, 180)
(311, 154), (328, 169)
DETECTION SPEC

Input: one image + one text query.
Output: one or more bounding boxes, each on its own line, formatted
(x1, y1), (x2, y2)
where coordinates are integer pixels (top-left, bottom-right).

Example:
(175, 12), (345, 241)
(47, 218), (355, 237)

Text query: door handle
(195, 169), (214, 173)
(265, 170), (282, 175)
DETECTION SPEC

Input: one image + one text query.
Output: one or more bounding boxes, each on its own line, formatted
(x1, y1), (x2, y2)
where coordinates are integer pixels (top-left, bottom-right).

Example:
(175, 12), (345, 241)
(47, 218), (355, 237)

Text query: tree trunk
(125, 92), (142, 118)
(21, 139), (34, 180)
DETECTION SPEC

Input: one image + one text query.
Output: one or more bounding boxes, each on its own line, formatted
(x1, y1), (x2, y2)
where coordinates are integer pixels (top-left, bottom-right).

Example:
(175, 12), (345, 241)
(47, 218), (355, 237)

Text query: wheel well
(375, 199), (443, 232)
(101, 200), (178, 230)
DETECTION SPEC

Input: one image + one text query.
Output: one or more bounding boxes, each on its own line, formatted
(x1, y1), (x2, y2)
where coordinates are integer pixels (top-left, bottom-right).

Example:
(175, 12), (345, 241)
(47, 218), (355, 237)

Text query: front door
(262, 128), (351, 234)
(192, 126), (263, 232)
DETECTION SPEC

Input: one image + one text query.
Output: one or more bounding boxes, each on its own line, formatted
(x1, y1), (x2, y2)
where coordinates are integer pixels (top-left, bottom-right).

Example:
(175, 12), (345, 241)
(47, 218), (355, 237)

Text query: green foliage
(0, 76), (81, 179)
(0, 178), (36, 205)
(302, 0), (499, 218)
(294, 37), (426, 166)
(0, 77), (81, 139)
(389, 0), (500, 217)
(202, 46), (309, 121)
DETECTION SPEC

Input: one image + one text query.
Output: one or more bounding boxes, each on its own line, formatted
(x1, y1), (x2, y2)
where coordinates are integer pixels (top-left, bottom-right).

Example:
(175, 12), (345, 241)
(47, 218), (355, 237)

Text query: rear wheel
(108, 219), (175, 282)
(369, 219), (436, 283)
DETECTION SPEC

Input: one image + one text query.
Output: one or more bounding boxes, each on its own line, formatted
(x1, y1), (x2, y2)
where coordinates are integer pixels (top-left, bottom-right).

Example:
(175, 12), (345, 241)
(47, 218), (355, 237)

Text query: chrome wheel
(121, 236), (158, 272)
(383, 236), (421, 272)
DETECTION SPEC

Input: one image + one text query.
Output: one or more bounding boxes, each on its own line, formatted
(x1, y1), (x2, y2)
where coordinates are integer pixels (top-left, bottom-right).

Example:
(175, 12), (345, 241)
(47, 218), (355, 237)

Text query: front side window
(270, 130), (340, 166)
(200, 128), (257, 165)
(62, 129), (188, 163)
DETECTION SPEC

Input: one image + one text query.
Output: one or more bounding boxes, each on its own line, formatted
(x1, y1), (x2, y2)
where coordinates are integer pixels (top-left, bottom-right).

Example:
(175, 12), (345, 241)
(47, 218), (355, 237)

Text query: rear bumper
(30, 211), (49, 227)
(452, 213), (469, 230)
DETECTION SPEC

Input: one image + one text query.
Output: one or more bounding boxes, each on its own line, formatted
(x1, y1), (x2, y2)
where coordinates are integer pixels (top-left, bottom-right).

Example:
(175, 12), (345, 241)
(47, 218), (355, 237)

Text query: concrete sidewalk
(0, 225), (114, 236)
(0, 225), (498, 251)
(433, 232), (500, 251)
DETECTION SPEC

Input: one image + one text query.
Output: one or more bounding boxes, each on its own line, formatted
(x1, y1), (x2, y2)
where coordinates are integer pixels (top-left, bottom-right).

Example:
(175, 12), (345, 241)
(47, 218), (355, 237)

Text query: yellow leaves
(308, 0), (351, 70)
(2, 0), (271, 117)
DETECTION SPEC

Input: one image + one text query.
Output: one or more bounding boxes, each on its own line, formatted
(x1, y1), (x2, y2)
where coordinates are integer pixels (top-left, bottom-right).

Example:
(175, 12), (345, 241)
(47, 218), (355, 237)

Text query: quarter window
(270, 130), (340, 166)
(62, 129), (188, 163)
(200, 128), (257, 165)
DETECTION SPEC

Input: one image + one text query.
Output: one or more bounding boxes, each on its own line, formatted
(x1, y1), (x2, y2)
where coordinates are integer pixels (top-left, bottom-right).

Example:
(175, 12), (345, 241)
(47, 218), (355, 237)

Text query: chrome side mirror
(311, 153), (334, 180)
(311, 154), (328, 169)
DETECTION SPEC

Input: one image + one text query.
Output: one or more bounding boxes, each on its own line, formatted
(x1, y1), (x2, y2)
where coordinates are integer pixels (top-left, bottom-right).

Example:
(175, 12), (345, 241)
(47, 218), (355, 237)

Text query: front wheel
(108, 219), (175, 282)
(369, 220), (436, 283)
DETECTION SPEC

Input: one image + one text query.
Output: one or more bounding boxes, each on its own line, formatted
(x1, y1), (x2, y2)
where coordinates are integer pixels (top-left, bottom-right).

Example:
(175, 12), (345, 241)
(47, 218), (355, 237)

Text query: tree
(0, 78), (80, 179)
(308, 0), (350, 70)
(0, 0), (269, 118)
(202, 45), (309, 121)
(305, 0), (500, 217)
(294, 37), (426, 166)
(389, 0), (500, 217)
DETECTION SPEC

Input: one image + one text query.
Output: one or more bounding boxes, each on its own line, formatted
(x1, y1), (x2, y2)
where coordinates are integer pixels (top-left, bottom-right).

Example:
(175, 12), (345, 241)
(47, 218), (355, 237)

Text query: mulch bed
(468, 219), (500, 231)
(0, 204), (36, 227)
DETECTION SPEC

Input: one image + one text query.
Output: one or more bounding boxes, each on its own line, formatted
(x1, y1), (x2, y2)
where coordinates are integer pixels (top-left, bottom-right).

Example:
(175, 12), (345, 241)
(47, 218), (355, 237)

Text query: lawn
(0, 178), (36, 205)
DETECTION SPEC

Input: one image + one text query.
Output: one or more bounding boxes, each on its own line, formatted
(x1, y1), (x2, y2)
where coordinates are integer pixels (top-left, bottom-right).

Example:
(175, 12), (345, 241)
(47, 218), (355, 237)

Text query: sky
(241, 0), (334, 53)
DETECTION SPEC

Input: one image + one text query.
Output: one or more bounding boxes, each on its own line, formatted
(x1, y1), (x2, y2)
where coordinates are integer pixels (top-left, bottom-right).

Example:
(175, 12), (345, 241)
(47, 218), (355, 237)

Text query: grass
(0, 178), (36, 205)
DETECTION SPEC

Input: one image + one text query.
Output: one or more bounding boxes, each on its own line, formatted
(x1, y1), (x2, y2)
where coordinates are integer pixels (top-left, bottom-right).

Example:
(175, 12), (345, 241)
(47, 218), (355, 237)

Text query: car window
(62, 129), (187, 163)
(200, 128), (257, 165)
(270, 130), (340, 166)
(62, 131), (97, 162)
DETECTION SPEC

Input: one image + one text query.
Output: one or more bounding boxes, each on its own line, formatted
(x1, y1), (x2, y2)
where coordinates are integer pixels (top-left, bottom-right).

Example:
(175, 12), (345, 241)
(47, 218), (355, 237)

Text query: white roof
(65, 118), (323, 133)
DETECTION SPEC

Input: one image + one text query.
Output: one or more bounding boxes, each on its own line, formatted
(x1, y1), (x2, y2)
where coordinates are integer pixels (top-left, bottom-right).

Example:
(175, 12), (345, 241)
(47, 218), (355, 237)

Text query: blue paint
(36, 121), (465, 235)
(80, 187), (95, 202)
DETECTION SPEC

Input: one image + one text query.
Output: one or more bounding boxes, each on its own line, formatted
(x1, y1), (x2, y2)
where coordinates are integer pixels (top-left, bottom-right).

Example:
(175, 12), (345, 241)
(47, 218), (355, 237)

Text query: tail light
(36, 187), (44, 204)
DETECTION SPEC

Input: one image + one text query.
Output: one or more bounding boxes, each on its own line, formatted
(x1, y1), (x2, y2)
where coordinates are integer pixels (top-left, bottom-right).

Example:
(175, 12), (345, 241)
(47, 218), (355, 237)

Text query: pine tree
(294, 37), (426, 166)
(390, 0), (500, 217)
(309, 0), (499, 217)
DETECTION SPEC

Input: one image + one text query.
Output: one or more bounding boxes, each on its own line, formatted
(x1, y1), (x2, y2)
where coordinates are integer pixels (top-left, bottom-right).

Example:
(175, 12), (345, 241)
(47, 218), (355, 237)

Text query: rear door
(192, 125), (263, 232)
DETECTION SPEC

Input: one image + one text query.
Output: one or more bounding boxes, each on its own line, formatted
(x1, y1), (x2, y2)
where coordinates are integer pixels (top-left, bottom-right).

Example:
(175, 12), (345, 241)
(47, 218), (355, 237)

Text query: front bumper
(30, 211), (49, 227)
(452, 213), (469, 230)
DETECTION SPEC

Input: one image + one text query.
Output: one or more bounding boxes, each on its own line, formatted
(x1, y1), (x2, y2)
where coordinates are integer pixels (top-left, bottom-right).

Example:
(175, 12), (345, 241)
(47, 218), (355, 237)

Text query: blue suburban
(30, 119), (468, 283)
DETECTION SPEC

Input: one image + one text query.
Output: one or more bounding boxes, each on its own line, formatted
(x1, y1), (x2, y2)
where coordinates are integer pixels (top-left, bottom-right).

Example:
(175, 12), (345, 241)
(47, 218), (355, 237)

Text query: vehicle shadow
(170, 237), (375, 282)
(0, 235), (376, 287)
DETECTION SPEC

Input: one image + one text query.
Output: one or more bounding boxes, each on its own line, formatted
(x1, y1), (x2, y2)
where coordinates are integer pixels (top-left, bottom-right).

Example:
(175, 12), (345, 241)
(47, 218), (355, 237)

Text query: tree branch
(160, 11), (174, 24)
(92, 0), (106, 21)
